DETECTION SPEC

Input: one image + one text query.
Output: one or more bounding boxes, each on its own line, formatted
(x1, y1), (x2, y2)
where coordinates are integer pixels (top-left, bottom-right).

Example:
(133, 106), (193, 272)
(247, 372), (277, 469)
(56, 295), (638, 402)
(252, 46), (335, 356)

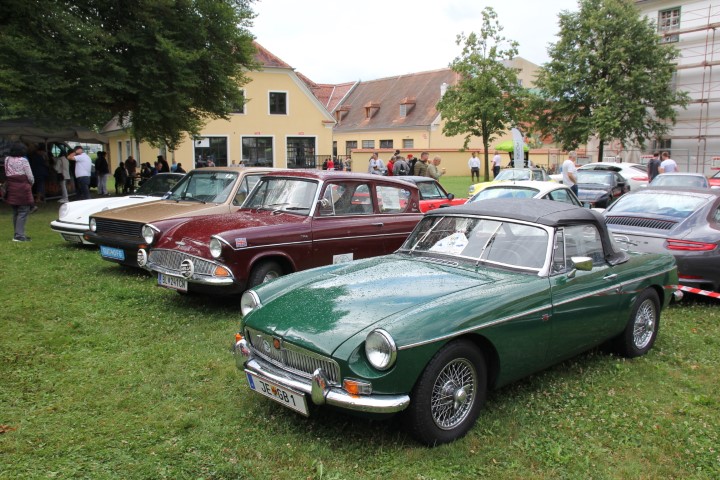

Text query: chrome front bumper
(234, 339), (410, 414)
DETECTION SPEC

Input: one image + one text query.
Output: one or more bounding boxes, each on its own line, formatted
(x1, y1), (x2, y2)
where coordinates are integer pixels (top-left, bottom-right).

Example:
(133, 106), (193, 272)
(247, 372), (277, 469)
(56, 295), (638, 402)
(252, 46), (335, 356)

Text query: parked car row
(48, 167), (705, 446)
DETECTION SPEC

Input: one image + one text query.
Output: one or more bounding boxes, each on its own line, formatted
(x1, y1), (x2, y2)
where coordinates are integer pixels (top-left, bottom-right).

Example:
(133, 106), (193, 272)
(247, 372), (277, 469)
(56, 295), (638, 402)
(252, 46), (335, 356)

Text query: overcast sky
(251, 0), (579, 84)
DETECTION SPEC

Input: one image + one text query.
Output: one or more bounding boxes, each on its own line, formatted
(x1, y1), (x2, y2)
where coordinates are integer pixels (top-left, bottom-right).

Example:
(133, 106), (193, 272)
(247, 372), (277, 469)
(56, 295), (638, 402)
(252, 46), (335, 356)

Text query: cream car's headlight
(240, 290), (261, 317)
(59, 204), (69, 219)
(142, 224), (156, 244)
(209, 237), (223, 259)
(365, 329), (397, 371)
(89, 218), (97, 232)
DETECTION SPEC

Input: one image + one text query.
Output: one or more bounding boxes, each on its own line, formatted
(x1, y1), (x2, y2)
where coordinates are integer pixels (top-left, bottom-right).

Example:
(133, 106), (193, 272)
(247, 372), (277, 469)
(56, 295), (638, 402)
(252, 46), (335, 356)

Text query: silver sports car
(603, 187), (720, 291)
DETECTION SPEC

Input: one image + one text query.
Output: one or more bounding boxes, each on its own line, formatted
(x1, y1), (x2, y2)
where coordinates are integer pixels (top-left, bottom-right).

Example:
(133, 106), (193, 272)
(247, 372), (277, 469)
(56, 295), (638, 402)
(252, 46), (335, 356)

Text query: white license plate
(158, 273), (188, 292)
(100, 246), (125, 260)
(246, 371), (309, 416)
(61, 233), (83, 243)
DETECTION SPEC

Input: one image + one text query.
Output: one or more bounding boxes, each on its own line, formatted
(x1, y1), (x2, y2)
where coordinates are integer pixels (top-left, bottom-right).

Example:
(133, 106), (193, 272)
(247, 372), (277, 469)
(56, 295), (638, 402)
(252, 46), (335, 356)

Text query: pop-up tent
(0, 118), (108, 144)
(493, 140), (529, 152)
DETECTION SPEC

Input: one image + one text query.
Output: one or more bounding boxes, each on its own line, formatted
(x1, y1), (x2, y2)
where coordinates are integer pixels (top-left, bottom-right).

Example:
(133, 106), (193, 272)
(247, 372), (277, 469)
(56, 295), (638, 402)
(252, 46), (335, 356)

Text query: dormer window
(335, 105), (350, 123)
(399, 97), (416, 118)
(364, 102), (380, 119)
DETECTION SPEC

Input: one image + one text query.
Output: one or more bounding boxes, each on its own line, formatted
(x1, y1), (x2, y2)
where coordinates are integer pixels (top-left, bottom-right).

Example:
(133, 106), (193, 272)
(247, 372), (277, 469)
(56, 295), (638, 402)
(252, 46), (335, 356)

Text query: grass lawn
(1, 201), (719, 479)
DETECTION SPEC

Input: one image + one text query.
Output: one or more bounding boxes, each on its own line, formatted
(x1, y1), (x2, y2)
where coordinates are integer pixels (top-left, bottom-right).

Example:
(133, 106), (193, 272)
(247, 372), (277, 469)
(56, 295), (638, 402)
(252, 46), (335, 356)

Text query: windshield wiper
(180, 196), (206, 204)
(284, 206), (310, 211)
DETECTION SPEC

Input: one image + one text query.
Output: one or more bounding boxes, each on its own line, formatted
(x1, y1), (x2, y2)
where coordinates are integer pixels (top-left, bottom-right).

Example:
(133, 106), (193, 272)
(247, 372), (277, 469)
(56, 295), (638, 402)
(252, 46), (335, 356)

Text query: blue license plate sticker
(100, 246), (125, 260)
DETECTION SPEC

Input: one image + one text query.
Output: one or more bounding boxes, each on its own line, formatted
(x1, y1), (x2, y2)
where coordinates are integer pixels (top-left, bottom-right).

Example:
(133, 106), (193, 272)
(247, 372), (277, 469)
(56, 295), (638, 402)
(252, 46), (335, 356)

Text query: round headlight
(240, 290), (261, 317)
(59, 204), (69, 219)
(209, 237), (223, 259)
(136, 248), (148, 267)
(365, 329), (397, 371)
(89, 218), (97, 232)
(142, 224), (155, 244)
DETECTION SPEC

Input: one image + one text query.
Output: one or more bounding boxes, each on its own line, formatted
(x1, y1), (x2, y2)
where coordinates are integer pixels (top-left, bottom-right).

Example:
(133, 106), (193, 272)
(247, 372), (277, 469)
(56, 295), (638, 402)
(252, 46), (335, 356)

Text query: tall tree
(0, 0), (257, 148)
(437, 7), (528, 181)
(533, 0), (688, 160)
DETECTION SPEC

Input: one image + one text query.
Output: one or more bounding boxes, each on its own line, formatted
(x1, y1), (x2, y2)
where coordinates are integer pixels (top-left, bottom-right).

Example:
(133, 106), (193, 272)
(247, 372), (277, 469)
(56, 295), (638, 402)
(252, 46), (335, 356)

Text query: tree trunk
(482, 139), (490, 182)
(597, 138), (604, 163)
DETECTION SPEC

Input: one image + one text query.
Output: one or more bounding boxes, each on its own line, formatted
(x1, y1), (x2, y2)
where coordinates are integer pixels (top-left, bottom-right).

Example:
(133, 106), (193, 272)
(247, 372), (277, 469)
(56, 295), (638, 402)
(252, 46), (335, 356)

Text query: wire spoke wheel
(633, 298), (656, 350)
(430, 358), (477, 430)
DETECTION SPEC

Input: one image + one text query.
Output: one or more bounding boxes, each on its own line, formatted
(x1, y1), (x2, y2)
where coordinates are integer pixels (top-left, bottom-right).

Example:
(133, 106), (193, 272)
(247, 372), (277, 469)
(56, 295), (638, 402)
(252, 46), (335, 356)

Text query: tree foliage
(437, 7), (528, 181)
(532, 0), (688, 159)
(0, 0), (257, 148)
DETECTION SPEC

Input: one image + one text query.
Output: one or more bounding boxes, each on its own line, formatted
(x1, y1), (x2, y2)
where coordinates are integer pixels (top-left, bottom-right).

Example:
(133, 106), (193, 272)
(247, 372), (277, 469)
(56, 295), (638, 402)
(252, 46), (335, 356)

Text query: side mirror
(570, 256), (593, 271)
(447, 192), (455, 200)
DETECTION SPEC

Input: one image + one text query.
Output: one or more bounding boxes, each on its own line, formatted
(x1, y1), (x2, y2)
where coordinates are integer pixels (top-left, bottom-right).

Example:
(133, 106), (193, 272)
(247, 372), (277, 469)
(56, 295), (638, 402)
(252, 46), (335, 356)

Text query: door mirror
(570, 256), (593, 271)
(447, 192), (455, 200)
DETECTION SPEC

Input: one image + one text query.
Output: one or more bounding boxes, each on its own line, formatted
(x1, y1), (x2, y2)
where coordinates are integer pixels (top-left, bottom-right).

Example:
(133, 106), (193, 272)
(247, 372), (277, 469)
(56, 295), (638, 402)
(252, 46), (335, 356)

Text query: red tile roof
(252, 41), (293, 68)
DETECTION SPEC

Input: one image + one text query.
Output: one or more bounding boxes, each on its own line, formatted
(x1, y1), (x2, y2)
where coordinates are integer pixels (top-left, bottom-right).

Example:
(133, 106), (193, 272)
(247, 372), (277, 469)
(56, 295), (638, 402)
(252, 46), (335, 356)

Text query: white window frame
(268, 90), (289, 115)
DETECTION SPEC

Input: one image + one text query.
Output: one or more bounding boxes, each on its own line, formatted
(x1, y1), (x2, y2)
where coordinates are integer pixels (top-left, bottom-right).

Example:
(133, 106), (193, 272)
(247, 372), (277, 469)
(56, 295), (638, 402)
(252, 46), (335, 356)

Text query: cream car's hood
(90, 199), (237, 223)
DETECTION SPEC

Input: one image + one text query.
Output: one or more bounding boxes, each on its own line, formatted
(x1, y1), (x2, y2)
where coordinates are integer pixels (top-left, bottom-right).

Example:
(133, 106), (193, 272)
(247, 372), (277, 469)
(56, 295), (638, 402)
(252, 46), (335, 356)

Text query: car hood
(91, 199), (234, 223)
(244, 255), (527, 357)
(577, 186), (610, 200)
(58, 196), (159, 223)
(153, 209), (307, 255)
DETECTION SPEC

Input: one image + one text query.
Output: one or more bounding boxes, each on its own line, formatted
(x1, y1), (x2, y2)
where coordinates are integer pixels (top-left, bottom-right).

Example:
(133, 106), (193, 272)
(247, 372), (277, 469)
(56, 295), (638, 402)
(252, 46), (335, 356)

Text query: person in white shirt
(562, 150), (578, 195)
(659, 151), (678, 173)
(73, 146), (93, 200)
(367, 153), (385, 175)
(468, 152), (481, 182)
(492, 151), (502, 178)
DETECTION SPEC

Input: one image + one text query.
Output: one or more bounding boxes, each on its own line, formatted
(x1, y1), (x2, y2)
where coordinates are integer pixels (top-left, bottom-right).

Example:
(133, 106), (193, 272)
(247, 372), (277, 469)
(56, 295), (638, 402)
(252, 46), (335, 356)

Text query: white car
(467, 180), (583, 206)
(551, 162), (648, 191)
(50, 173), (184, 244)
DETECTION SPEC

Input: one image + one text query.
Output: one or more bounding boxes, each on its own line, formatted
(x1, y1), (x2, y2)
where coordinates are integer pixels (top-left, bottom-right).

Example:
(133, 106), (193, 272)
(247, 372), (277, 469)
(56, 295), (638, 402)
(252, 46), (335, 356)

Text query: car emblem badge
(262, 339), (271, 353)
(176, 240), (186, 246)
(179, 259), (194, 278)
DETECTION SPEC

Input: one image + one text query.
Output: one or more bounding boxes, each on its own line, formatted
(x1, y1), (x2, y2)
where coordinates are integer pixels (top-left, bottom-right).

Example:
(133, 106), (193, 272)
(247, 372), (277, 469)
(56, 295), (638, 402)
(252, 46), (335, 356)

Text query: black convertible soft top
(430, 199), (629, 265)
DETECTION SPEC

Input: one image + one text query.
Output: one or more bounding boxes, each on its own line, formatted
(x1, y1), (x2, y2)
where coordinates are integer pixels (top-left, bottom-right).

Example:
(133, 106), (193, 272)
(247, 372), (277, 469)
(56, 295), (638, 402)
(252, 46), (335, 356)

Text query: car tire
(247, 260), (283, 288)
(403, 339), (487, 446)
(615, 289), (660, 358)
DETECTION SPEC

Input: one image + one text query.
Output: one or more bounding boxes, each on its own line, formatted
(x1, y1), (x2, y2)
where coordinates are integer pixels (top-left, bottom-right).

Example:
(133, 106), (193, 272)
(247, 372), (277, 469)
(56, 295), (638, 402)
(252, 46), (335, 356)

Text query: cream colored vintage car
(84, 167), (277, 266)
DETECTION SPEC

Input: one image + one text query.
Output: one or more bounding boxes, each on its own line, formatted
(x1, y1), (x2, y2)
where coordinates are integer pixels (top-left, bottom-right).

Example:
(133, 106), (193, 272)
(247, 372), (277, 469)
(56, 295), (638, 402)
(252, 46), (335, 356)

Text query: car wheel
(615, 289), (660, 358)
(247, 260), (283, 288)
(403, 339), (487, 446)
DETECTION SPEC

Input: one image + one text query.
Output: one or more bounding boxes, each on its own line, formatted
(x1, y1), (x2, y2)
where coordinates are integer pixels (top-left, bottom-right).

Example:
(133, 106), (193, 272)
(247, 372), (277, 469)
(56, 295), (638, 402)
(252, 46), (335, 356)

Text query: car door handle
(603, 274), (618, 281)
(371, 222), (384, 227)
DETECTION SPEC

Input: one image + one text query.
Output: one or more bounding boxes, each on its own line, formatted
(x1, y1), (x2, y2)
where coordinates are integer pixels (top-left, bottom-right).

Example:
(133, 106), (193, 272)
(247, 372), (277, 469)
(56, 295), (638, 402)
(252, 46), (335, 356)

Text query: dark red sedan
(141, 171), (423, 295)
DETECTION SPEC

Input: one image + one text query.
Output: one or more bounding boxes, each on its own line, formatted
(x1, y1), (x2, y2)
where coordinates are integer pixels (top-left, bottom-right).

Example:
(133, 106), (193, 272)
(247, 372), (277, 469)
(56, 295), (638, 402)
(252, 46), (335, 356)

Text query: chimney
(440, 82), (448, 96)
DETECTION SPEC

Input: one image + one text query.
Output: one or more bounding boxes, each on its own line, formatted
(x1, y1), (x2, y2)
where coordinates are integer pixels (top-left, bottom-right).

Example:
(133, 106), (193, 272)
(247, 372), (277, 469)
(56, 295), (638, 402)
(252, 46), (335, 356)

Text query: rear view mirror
(570, 256), (593, 271)
(447, 192), (455, 200)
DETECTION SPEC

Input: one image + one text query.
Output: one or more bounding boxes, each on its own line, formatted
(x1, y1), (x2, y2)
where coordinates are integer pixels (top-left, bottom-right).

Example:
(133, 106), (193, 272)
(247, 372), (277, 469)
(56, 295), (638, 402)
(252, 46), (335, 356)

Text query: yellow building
(102, 43), (335, 170)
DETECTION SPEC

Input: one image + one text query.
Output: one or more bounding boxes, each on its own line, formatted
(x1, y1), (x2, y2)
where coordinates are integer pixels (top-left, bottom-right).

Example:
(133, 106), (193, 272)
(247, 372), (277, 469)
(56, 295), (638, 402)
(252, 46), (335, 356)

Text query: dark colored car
(143, 171), (424, 295)
(604, 187), (720, 291)
(576, 170), (629, 208)
(399, 176), (466, 212)
(234, 199), (679, 445)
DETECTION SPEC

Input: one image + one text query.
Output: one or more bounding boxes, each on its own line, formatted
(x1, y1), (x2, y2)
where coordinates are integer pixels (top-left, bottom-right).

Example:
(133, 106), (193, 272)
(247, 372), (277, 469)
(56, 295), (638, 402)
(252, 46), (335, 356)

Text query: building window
(402, 139), (414, 149)
(232, 89), (245, 114)
(242, 137), (273, 167)
(269, 91), (287, 115)
(659, 7), (680, 43)
(652, 138), (672, 151)
(287, 137), (316, 168)
(400, 104), (407, 117)
(194, 137), (228, 167)
(362, 140), (375, 149)
(345, 141), (357, 156)
(380, 140), (393, 149)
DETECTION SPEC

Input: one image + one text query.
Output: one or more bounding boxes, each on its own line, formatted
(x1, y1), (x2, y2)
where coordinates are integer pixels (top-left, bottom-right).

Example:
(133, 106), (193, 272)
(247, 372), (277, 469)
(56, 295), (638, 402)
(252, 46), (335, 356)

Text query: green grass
(1, 202), (719, 479)
(440, 176), (475, 198)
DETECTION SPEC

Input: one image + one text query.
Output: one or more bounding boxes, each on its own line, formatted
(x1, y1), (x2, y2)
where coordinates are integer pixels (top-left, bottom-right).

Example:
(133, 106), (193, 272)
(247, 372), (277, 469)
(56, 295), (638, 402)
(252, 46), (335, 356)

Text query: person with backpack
(393, 155), (410, 176)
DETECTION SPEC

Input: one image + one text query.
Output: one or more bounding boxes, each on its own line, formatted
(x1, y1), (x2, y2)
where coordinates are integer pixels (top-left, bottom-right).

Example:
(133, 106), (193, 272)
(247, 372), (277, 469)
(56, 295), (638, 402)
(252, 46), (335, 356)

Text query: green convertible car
(234, 199), (680, 445)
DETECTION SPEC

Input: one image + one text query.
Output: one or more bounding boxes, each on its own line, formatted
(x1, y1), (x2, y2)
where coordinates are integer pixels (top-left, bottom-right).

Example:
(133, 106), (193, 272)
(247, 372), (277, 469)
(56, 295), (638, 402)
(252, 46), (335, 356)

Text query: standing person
(114, 161), (127, 195)
(157, 155), (170, 173)
(413, 152), (430, 177)
(73, 146), (93, 200)
(407, 154), (417, 175)
(4, 142), (35, 241)
(427, 156), (446, 180)
(393, 155), (410, 176)
(28, 144), (49, 204)
(175, 163), (186, 174)
(647, 151), (661, 182)
(562, 151), (579, 195)
(368, 153), (385, 175)
(55, 148), (72, 203)
(468, 152), (481, 182)
(95, 151), (110, 196)
(170, 159), (178, 172)
(386, 156), (396, 176)
(659, 151), (678, 173)
(326, 157), (334, 171)
(492, 151), (502, 178)
(125, 155), (137, 193)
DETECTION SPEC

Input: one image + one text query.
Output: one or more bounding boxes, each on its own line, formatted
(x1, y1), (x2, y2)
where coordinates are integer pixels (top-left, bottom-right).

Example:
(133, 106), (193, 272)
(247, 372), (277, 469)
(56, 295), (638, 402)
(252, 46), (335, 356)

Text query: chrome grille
(605, 216), (677, 230)
(148, 249), (218, 275)
(245, 327), (341, 385)
(95, 219), (142, 237)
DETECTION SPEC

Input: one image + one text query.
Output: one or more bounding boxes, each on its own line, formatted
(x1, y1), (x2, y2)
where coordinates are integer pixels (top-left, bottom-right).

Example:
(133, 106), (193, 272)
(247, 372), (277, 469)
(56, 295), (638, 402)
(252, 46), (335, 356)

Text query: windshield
(607, 192), (708, 219)
(577, 171), (613, 186)
(650, 175), (708, 188)
(400, 215), (549, 270)
(469, 186), (539, 202)
(165, 171), (238, 203)
(243, 177), (318, 215)
(495, 169), (531, 181)
(135, 174), (183, 197)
